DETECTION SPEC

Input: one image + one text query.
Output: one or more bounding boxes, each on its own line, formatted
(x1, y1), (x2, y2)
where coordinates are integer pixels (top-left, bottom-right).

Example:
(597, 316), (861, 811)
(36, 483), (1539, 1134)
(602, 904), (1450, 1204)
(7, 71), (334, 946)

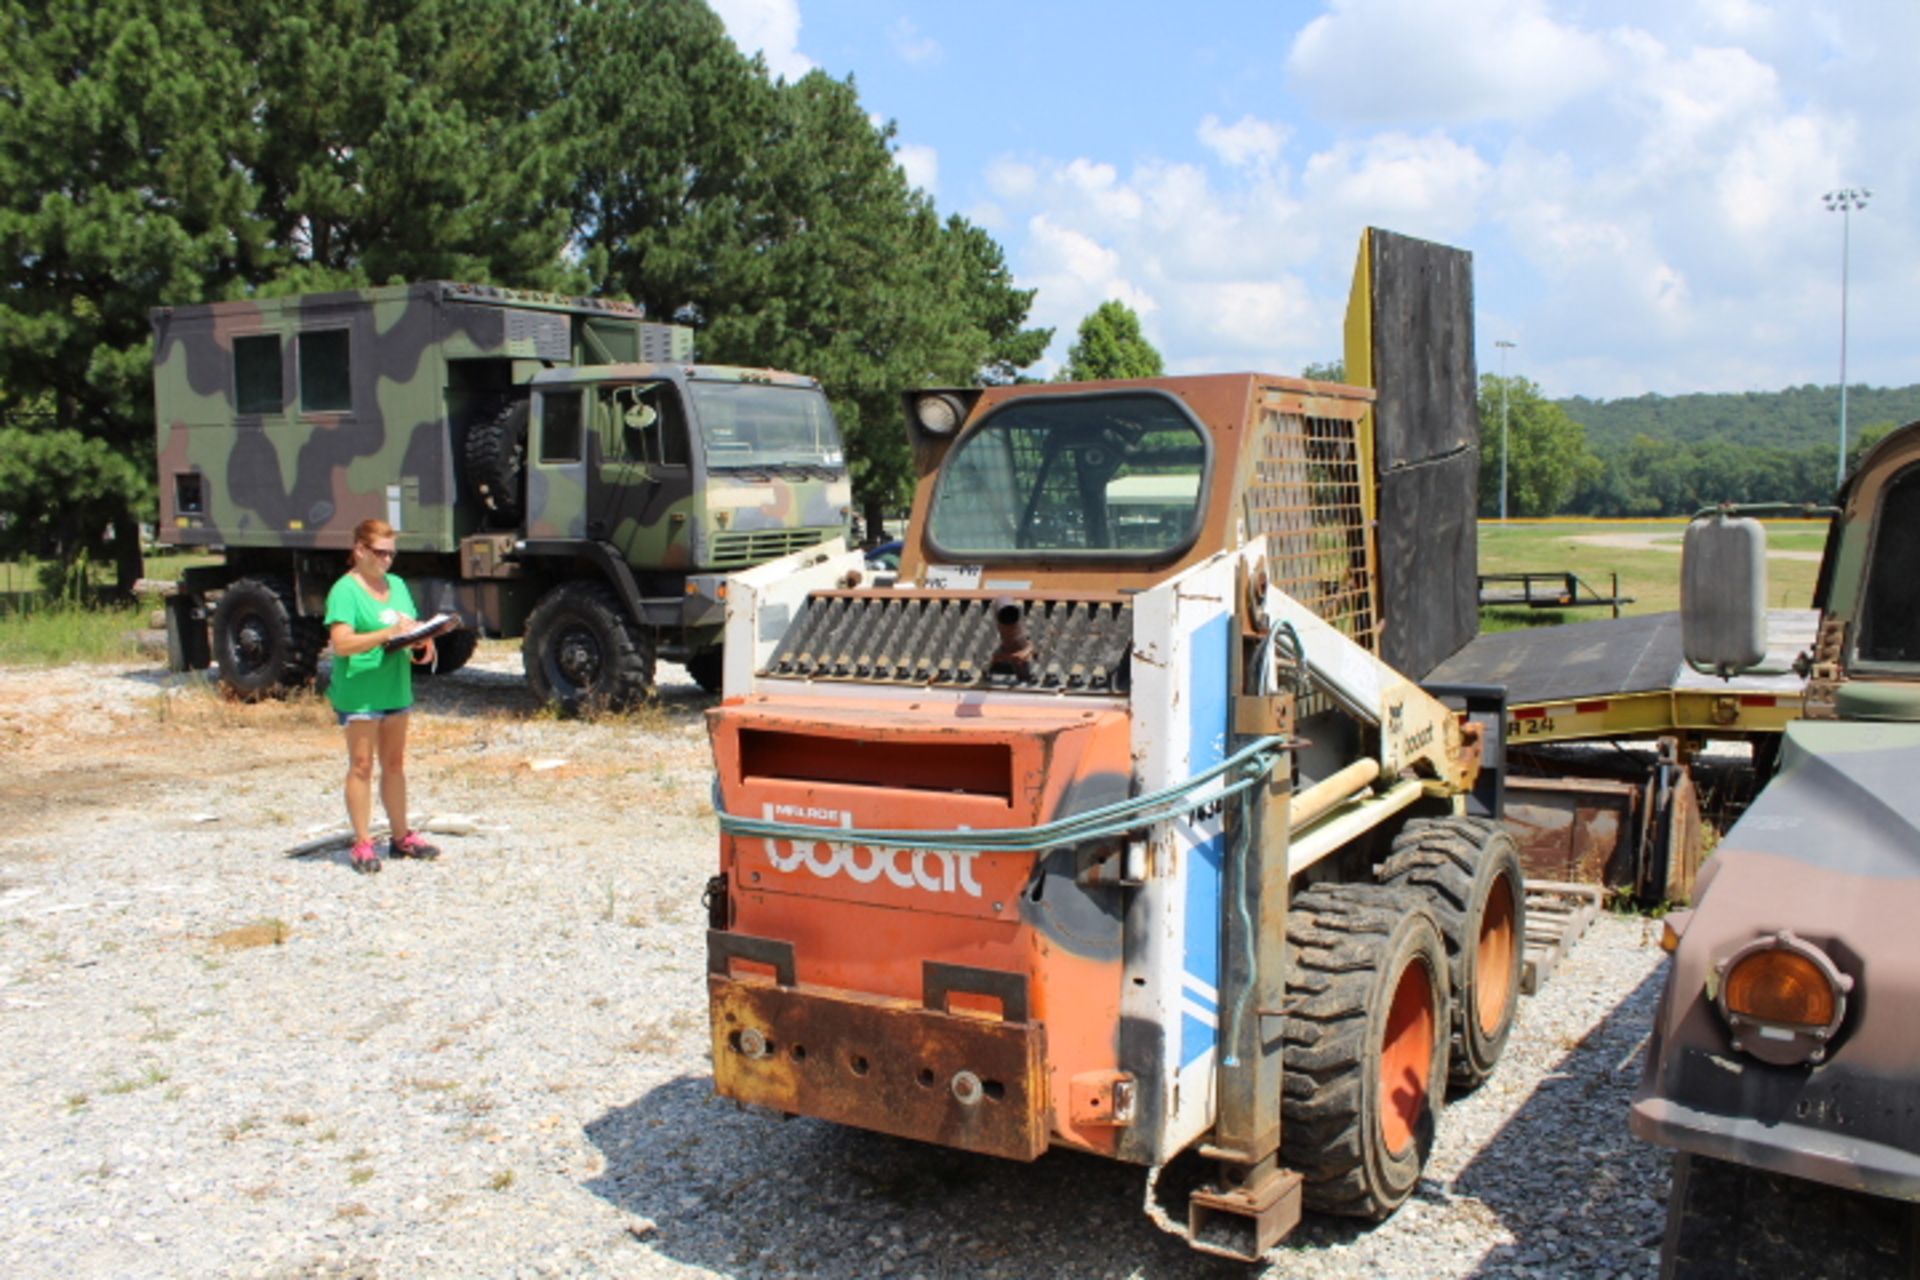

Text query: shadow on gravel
(1453, 964), (1671, 1277)
(585, 1075), (1292, 1278)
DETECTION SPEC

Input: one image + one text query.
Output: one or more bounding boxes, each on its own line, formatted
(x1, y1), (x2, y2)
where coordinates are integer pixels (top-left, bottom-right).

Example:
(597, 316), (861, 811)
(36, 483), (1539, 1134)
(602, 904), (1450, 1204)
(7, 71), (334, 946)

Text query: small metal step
(1521, 880), (1603, 995)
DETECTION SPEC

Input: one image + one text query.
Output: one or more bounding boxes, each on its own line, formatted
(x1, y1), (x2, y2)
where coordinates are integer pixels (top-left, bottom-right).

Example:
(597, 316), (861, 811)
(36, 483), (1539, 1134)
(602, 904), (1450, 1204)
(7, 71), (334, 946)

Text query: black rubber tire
(522, 581), (656, 714)
(1662, 1153), (1920, 1279)
(1380, 816), (1527, 1094)
(1281, 882), (1450, 1220)
(209, 577), (324, 701)
(687, 646), (724, 694)
(465, 398), (528, 525)
(418, 627), (479, 677)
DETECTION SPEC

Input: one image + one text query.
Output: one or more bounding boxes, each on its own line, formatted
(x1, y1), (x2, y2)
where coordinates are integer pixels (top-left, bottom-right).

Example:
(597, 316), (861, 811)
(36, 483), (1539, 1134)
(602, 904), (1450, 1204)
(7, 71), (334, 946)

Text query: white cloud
(985, 158), (1039, 200)
(708, 0), (812, 82)
(1301, 133), (1490, 238)
(889, 18), (941, 65)
(1197, 114), (1289, 170)
(1286, 0), (1612, 124)
(895, 143), (939, 196)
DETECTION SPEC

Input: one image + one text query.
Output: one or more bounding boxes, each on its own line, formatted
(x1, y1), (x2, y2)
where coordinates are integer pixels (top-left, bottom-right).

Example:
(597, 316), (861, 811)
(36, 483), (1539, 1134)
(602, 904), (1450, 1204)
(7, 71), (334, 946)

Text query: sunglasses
(364, 545), (397, 560)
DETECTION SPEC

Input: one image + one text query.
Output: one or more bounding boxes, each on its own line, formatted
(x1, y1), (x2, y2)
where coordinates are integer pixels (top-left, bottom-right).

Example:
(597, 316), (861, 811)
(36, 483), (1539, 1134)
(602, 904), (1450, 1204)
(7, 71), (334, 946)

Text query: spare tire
(465, 398), (528, 524)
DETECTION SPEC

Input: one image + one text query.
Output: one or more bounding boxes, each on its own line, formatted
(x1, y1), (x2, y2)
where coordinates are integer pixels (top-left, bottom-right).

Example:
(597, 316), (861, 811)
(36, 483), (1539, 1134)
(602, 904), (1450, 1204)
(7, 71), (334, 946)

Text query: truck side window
(1858, 462), (1920, 664)
(539, 390), (584, 464)
(233, 334), (283, 414)
(298, 329), (352, 412)
(614, 384), (690, 467)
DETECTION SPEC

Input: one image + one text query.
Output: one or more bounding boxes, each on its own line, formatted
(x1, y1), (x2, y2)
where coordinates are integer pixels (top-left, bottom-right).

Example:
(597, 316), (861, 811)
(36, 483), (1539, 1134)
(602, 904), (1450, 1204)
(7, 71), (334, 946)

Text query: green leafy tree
(1301, 359), (1346, 383)
(1477, 375), (1600, 517)
(572, 21), (1048, 531)
(0, 0), (577, 594)
(1063, 301), (1164, 381)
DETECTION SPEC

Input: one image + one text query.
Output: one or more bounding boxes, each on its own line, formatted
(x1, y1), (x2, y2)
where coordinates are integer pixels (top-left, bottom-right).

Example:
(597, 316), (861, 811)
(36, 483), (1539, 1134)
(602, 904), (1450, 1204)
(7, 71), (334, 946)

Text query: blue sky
(711, 1), (1917, 401)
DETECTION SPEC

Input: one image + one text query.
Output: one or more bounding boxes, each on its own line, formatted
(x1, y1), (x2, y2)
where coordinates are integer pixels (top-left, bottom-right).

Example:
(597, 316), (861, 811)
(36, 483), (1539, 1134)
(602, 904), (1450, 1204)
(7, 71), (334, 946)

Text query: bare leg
(344, 719), (379, 844)
(377, 712), (411, 839)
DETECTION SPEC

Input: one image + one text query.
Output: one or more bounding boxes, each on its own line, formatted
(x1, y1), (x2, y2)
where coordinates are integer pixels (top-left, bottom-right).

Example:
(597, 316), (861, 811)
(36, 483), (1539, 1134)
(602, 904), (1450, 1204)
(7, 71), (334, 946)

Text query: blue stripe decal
(1181, 830), (1225, 1066)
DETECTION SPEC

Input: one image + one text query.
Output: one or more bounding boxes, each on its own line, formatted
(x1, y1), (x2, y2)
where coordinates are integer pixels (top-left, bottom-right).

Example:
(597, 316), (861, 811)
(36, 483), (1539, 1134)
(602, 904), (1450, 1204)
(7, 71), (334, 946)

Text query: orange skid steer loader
(699, 232), (1526, 1260)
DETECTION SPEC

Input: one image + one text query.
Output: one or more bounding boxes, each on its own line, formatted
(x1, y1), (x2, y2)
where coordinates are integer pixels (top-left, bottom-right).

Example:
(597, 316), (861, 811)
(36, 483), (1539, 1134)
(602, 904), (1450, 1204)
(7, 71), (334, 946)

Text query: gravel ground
(0, 647), (1672, 1278)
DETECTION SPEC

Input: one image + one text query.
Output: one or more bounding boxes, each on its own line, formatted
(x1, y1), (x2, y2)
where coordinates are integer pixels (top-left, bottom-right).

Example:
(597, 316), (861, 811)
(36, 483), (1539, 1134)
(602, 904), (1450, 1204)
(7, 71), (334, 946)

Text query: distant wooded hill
(1557, 384), (1920, 451)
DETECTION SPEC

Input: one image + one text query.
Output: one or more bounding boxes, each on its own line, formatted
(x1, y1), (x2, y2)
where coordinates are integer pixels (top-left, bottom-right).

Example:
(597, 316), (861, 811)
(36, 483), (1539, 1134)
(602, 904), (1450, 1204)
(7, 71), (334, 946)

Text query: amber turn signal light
(1723, 948), (1835, 1027)
(1713, 931), (1852, 1067)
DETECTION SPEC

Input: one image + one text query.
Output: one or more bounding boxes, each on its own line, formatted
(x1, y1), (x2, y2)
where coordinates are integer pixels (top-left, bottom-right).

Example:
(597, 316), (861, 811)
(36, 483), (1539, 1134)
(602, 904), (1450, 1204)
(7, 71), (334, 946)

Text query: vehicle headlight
(912, 393), (966, 435)
(1714, 930), (1852, 1066)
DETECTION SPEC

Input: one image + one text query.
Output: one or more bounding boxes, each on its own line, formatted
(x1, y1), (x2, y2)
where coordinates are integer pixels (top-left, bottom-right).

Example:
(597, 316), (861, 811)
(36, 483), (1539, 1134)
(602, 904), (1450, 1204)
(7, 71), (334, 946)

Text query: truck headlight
(1714, 930), (1852, 1066)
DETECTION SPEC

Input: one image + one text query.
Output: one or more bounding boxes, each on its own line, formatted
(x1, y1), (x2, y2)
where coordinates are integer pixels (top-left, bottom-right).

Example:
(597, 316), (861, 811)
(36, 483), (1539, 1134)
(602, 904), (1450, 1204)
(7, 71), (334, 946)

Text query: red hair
(350, 518), (396, 566)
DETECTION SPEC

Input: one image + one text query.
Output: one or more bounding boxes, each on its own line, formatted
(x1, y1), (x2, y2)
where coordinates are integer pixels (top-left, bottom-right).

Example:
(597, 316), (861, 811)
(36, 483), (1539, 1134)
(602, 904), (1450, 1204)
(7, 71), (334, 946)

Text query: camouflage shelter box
(153, 281), (689, 554)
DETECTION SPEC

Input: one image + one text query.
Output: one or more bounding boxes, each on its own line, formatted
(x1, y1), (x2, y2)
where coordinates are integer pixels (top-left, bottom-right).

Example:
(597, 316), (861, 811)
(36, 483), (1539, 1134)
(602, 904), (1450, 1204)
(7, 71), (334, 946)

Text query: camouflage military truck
(153, 282), (852, 708)
(1631, 419), (1920, 1276)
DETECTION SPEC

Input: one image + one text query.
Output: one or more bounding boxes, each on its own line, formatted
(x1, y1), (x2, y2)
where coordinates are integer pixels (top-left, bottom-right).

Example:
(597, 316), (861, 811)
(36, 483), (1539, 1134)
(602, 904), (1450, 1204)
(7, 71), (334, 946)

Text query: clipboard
(382, 613), (460, 651)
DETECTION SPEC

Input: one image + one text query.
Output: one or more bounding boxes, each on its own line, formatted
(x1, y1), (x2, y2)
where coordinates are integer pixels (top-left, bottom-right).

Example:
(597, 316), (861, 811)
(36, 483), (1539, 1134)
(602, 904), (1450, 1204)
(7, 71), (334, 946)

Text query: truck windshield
(1857, 461), (1920, 665)
(688, 381), (845, 471)
(927, 392), (1208, 556)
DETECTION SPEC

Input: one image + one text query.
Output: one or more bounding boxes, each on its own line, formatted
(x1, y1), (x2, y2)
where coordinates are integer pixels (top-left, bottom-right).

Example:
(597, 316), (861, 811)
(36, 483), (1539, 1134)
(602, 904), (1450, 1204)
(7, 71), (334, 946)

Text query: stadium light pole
(1495, 339), (1517, 521)
(1824, 187), (1870, 488)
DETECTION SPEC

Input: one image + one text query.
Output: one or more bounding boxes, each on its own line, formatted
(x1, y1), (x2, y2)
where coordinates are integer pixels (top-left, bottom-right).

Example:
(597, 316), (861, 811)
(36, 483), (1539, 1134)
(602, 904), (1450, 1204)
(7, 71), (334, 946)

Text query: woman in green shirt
(326, 519), (441, 874)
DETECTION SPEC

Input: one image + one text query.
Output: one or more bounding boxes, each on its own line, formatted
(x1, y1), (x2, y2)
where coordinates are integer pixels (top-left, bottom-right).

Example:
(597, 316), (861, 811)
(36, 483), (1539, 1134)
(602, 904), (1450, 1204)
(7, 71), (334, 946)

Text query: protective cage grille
(765, 595), (1133, 694)
(1243, 405), (1378, 652)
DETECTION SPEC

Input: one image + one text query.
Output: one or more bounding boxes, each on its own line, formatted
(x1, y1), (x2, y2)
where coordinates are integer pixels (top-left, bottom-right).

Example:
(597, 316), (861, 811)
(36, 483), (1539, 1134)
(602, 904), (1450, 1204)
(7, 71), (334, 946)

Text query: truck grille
(708, 527), (834, 569)
(765, 594), (1131, 694)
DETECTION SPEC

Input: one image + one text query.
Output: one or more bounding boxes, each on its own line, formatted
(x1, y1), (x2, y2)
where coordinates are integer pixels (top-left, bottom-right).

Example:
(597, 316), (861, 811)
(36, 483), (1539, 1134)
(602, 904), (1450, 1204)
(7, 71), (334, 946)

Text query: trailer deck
(1429, 608), (1816, 746)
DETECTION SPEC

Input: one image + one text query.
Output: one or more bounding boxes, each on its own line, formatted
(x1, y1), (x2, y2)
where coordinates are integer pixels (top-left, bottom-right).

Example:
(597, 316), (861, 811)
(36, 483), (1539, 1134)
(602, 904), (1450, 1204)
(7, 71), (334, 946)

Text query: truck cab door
(594, 382), (695, 568)
(527, 388), (589, 539)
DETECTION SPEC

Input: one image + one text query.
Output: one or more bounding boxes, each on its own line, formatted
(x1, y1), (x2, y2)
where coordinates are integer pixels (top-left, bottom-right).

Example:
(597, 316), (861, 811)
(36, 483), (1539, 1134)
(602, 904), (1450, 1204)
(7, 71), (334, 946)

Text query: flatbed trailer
(1429, 608), (1816, 902)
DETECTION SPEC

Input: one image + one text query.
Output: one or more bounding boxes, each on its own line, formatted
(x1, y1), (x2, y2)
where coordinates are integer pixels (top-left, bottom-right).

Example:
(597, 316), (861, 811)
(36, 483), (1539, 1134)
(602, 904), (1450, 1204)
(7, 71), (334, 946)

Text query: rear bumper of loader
(708, 932), (1049, 1161)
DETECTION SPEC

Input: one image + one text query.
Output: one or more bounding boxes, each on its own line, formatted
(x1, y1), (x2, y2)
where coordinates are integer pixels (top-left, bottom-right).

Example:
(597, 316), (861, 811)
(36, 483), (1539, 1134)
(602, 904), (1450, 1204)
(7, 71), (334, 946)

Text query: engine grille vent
(766, 595), (1132, 694)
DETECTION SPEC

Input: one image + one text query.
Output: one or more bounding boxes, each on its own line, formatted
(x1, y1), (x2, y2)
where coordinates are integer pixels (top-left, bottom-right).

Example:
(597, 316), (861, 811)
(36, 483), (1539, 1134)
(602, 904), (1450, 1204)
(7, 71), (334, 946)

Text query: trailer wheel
(210, 577), (324, 701)
(1380, 816), (1525, 1093)
(465, 398), (527, 525)
(417, 627), (479, 677)
(1281, 883), (1449, 1220)
(1662, 1153), (1920, 1279)
(523, 582), (655, 714)
(686, 647), (724, 694)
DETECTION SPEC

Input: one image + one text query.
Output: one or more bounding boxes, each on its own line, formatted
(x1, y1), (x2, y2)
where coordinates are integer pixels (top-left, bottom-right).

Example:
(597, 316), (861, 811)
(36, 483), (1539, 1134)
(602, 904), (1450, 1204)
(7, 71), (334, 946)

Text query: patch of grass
(0, 598), (154, 665)
(103, 1064), (171, 1095)
(1478, 518), (1823, 617)
(66, 1092), (90, 1112)
(489, 1169), (516, 1191)
(348, 1167), (375, 1186)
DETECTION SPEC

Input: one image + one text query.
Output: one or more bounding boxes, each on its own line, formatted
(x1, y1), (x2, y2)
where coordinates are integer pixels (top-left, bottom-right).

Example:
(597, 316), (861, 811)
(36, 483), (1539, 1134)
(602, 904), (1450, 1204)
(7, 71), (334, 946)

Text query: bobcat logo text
(759, 806), (985, 898)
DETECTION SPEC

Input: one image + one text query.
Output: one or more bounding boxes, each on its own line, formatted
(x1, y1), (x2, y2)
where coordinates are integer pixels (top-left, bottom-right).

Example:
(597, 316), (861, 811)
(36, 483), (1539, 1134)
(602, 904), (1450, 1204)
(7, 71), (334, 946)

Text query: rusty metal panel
(1502, 775), (1638, 886)
(710, 977), (1049, 1160)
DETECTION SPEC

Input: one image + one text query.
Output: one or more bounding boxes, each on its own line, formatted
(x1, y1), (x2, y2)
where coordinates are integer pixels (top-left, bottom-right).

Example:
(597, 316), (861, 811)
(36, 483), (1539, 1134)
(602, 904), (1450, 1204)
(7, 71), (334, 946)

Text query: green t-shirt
(324, 572), (417, 713)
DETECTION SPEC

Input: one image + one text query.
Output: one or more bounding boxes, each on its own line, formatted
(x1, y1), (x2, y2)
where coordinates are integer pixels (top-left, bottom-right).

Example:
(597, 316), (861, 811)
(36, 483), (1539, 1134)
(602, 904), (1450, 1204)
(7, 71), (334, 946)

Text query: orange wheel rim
(1476, 874), (1517, 1037)
(1380, 956), (1436, 1157)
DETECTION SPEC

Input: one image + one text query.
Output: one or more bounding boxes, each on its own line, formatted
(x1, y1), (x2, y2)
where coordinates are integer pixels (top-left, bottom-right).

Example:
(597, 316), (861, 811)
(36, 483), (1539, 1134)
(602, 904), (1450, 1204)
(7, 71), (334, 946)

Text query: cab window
(608, 383), (690, 467)
(538, 390), (584, 464)
(927, 392), (1208, 557)
(1857, 462), (1920, 664)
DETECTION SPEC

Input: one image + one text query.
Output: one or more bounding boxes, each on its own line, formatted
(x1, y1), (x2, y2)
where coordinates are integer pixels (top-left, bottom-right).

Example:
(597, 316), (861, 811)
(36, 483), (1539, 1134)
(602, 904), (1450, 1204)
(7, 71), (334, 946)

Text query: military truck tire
(1662, 1153), (1920, 1279)
(1281, 883), (1449, 1220)
(465, 398), (528, 525)
(687, 647), (724, 694)
(1380, 816), (1525, 1094)
(210, 577), (324, 701)
(420, 627), (479, 677)
(523, 582), (655, 714)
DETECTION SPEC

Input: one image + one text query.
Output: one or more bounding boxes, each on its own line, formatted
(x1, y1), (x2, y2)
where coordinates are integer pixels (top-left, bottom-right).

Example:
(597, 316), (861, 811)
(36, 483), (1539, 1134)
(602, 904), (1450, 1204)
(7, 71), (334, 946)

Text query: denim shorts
(336, 705), (412, 727)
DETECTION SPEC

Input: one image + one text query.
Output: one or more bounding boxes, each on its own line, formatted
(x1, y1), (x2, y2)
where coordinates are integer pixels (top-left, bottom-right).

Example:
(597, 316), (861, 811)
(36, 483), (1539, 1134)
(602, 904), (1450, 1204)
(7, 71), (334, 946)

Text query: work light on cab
(912, 392), (967, 435)
(1714, 931), (1851, 1066)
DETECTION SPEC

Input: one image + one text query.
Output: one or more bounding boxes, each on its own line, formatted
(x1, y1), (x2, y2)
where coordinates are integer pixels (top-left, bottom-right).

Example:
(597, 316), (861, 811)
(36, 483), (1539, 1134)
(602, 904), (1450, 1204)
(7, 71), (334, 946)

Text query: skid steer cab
(699, 368), (1525, 1261)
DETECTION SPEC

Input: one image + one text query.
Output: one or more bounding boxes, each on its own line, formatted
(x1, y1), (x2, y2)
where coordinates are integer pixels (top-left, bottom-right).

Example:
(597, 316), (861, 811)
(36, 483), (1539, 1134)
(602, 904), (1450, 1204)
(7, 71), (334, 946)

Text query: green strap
(712, 734), (1292, 853)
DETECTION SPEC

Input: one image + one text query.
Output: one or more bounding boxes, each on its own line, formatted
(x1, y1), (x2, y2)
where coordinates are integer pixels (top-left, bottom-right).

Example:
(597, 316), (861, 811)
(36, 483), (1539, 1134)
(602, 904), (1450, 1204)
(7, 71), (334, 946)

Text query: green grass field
(1477, 518), (1825, 630)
